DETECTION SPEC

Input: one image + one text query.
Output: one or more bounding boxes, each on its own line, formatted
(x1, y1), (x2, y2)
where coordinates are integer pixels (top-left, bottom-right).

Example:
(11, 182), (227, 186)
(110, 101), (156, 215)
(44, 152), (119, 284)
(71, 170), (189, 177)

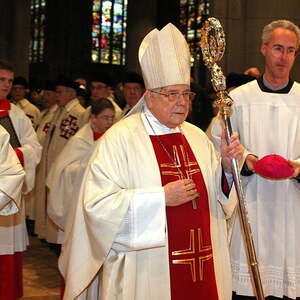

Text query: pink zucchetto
(253, 154), (294, 179)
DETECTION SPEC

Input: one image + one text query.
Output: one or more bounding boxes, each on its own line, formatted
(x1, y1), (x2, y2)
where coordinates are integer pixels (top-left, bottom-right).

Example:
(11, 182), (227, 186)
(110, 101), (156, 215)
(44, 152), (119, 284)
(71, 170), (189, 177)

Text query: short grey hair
(262, 19), (300, 49)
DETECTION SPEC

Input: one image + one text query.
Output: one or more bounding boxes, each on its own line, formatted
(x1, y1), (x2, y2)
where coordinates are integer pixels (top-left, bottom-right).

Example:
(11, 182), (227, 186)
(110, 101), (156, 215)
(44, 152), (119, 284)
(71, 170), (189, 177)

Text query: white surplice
(15, 98), (40, 128)
(59, 97), (236, 300)
(212, 80), (300, 299)
(0, 104), (42, 254)
(0, 125), (25, 215)
(34, 98), (86, 243)
(47, 122), (96, 231)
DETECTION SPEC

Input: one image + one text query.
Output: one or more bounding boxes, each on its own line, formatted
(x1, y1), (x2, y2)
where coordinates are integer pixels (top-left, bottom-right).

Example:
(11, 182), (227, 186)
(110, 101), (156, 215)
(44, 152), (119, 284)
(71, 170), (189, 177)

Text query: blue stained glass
(30, 0), (46, 63)
(92, 0), (127, 65)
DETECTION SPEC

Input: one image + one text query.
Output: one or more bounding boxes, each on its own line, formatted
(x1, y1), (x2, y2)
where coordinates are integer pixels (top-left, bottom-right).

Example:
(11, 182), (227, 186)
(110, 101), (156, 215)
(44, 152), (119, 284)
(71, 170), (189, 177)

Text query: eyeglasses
(269, 44), (297, 58)
(150, 90), (196, 102)
(97, 116), (114, 121)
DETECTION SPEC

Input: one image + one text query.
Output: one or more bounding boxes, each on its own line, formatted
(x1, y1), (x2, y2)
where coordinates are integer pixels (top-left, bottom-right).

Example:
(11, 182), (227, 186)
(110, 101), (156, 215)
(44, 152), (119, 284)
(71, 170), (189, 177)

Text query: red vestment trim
(93, 131), (102, 141)
(0, 252), (23, 300)
(13, 148), (24, 166)
(150, 133), (219, 300)
(0, 98), (11, 117)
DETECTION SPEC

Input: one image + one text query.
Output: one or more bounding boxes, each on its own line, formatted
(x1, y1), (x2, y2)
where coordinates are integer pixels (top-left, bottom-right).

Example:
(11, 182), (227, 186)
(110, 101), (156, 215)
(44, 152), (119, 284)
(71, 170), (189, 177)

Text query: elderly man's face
(11, 85), (26, 102)
(55, 86), (74, 107)
(123, 82), (144, 107)
(43, 90), (57, 108)
(90, 81), (110, 101)
(146, 84), (190, 128)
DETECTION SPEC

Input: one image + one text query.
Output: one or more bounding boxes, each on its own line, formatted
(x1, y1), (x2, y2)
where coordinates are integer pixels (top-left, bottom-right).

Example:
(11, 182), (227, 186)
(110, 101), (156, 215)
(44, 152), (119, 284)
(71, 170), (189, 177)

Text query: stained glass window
(92, 0), (127, 65)
(179, 0), (210, 65)
(29, 0), (46, 63)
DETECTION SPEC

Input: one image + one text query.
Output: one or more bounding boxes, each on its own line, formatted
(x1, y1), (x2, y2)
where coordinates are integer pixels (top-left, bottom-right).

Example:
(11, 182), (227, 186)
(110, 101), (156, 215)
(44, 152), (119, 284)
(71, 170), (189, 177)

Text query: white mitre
(138, 23), (191, 89)
(123, 24), (191, 118)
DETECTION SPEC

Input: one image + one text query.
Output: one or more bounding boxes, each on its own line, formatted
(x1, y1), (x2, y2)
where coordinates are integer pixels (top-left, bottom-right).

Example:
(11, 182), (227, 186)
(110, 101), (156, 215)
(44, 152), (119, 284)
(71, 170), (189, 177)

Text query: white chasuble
(59, 98), (235, 300)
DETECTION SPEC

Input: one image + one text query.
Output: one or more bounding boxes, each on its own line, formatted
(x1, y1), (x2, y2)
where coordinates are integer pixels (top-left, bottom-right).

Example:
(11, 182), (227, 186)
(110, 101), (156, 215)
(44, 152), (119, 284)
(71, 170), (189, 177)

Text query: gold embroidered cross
(171, 228), (213, 282)
(160, 145), (201, 209)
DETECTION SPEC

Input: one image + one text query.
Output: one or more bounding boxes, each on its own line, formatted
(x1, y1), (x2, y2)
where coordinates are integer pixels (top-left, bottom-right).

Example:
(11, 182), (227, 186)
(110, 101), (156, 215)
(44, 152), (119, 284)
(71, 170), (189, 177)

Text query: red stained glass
(29, 0), (46, 63)
(92, 0), (127, 65)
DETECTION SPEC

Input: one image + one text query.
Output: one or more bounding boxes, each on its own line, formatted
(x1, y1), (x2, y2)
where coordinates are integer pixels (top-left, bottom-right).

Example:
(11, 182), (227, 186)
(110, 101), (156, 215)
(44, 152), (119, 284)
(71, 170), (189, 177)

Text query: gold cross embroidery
(160, 145), (200, 178)
(171, 228), (213, 282)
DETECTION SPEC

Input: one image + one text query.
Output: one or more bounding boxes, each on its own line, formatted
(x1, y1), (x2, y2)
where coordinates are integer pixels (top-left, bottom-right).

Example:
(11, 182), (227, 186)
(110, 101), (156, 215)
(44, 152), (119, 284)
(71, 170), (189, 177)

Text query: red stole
(150, 133), (218, 300)
(0, 98), (10, 117)
(93, 131), (102, 141)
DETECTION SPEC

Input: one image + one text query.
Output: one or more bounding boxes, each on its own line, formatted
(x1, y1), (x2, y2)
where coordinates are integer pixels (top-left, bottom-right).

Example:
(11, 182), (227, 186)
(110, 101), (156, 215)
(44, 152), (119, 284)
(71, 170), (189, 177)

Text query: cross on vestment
(160, 145), (200, 209)
(171, 228), (213, 282)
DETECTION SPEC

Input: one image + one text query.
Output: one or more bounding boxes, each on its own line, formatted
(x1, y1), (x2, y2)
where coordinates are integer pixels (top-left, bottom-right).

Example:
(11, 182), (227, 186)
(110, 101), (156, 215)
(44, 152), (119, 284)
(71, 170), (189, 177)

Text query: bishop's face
(145, 84), (190, 129)
(0, 69), (13, 99)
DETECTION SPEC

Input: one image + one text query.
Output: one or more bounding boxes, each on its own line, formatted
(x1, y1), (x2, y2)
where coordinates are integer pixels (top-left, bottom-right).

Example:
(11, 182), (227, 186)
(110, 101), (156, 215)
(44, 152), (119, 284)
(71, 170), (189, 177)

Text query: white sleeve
(113, 187), (166, 251)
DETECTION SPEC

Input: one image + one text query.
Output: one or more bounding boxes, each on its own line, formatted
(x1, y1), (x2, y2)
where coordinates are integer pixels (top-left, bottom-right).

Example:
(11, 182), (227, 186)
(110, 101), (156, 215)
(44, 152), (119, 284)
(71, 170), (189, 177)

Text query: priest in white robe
(211, 20), (300, 300)
(47, 99), (115, 232)
(59, 24), (243, 300)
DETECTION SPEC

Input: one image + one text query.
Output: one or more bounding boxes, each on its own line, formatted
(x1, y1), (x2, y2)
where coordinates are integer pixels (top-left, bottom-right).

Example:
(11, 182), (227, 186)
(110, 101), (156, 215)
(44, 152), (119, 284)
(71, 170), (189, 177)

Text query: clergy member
(120, 71), (145, 116)
(211, 20), (300, 300)
(0, 125), (26, 300)
(36, 80), (58, 146)
(82, 72), (122, 123)
(47, 99), (115, 232)
(59, 23), (242, 300)
(10, 76), (41, 128)
(34, 77), (86, 249)
(0, 60), (42, 300)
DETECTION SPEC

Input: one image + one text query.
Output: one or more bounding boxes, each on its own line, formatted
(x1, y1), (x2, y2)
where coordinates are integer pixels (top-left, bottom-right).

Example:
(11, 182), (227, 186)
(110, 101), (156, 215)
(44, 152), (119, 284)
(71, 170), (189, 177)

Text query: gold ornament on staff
(199, 17), (265, 300)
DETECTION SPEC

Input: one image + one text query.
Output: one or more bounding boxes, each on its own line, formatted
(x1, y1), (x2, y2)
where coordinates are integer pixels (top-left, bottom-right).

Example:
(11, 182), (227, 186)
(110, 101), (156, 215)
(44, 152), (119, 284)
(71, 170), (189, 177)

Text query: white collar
(142, 104), (180, 135)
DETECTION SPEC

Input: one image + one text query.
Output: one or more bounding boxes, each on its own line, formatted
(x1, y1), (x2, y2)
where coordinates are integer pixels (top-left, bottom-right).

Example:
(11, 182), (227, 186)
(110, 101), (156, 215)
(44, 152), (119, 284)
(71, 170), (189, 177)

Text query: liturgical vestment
(47, 122), (99, 231)
(59, 98), (236, 300)
(15, 98), (40, 128)
(212, 79), (300, 299)
(34, 98), (86, 242)
(0, 99), (41, 300)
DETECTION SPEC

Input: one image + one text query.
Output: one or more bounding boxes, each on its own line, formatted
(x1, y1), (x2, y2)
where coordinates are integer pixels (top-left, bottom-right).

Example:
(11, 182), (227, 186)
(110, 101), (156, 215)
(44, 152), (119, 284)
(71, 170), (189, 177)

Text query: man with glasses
(83, 72), (122, 122)
(121, 71), (145, 116)
(59, 23), (243, 300)
(212, 20), (300, 300)
(46, 99), (115, 245)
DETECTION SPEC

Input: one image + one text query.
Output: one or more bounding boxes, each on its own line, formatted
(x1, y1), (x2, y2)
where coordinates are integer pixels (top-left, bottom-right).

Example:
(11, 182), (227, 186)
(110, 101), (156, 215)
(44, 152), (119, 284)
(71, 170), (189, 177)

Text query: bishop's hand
(221, 130), (244, 173)
(164, 179), (199, 207)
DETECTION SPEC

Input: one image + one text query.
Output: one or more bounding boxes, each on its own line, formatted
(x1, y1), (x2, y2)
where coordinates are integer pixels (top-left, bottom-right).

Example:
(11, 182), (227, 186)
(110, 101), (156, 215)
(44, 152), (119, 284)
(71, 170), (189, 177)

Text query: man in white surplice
(59, 24), (243, 300)
(211, 20), (300, 300)
(0, 125), (24, 215)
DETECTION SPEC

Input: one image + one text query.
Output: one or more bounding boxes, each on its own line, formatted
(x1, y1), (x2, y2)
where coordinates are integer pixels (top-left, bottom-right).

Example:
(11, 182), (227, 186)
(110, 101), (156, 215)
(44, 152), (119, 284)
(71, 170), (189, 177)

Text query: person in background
(82, 72), (122, 122)
(10, 76), (40, 128)
(0, 60), (42, 300)
(47, 99), (115, 244)
(34, 77), (85, 254)
(121, 71), (145, 116)
(36, 80), (58, 147)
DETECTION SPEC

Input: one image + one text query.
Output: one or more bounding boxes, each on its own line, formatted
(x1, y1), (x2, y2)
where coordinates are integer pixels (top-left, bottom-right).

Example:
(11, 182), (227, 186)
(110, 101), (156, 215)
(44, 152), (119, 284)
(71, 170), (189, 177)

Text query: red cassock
(150, 132), (219, 300)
